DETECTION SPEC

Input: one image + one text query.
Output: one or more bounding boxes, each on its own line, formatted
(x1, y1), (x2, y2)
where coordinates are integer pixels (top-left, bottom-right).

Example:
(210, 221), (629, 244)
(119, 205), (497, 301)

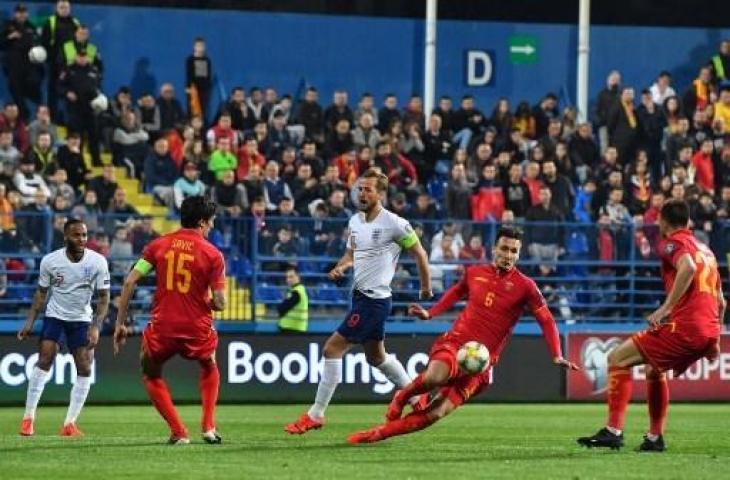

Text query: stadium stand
(0, 4), (728, 334)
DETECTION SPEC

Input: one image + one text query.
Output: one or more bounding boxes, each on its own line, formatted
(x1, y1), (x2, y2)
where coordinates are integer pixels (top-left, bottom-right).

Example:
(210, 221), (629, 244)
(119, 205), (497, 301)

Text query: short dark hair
(495, 226), (523, 243)
(660, 199), (690, 228)
(180, 196), (217, 228)
(285, 265), (299, 275)
(63, 217), (85, 233)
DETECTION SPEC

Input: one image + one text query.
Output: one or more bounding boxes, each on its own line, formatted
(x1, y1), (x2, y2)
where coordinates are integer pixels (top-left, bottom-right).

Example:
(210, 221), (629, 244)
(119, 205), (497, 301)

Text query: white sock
(376, 355), (420, 405)
(24, 367), (51, 420)
(646, 433), (659, 442)
(307, 358), (342, 420)
(376, 354), (412, 388)
(607, 426), (622, 436)
(64, 375), (91, 426)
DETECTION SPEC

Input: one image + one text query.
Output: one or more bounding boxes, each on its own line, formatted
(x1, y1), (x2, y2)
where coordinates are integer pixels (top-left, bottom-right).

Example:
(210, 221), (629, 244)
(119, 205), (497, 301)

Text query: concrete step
(136, 205), (169, 216)
(155, 219), (179, 234)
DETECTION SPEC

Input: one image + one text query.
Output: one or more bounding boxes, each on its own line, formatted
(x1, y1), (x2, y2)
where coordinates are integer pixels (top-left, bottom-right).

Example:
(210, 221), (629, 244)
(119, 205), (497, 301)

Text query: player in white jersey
(285, 168), (432, 434)
(17, 218), (110, 437)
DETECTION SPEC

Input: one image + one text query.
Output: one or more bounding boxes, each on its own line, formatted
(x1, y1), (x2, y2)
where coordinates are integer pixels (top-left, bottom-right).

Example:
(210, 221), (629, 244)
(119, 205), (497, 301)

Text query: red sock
(199, 362), (220, 432)
(400, 374), (430, 399)
(143, 376), (187, 437)
(380, 411), (435, 439)
(646, 371), (669, 436)
(606, 366), (633, 431)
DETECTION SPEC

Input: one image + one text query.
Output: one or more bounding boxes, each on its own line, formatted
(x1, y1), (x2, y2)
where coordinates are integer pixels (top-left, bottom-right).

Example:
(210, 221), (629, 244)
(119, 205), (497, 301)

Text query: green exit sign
(509, 35), (538, 65)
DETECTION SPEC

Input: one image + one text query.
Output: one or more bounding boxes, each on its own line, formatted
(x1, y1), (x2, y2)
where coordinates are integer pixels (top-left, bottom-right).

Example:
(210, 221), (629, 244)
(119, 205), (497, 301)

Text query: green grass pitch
(0, 404), (728, 479)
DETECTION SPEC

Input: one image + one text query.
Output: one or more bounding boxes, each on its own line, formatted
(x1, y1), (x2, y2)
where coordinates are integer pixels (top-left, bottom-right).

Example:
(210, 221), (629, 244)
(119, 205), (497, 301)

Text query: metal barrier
(0, 213), (728, 329)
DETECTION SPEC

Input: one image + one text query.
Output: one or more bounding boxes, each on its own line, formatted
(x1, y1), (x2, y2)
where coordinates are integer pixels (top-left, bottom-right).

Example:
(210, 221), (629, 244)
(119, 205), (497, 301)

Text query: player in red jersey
(578, 199), (725, 452)
(348, 227), (579, 444)
(113, 196), (227, 445)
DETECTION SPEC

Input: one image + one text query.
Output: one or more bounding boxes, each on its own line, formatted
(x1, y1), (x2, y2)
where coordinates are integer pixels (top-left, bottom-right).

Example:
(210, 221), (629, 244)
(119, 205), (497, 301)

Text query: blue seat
(256, 283), (284, 303)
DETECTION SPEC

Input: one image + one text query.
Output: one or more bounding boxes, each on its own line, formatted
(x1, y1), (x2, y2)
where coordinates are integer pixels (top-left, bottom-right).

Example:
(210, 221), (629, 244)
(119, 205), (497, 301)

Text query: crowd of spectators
(1, 2), (730, 311)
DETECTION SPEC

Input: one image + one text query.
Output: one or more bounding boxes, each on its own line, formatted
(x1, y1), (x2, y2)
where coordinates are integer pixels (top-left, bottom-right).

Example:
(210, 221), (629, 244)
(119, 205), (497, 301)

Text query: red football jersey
(142, 228), (226, 338)
(429, 264), (548, 361)
(657, 228), (722, 337)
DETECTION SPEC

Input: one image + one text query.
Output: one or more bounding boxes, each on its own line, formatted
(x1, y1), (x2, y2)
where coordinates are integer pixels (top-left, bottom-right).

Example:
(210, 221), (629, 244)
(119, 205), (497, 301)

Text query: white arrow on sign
(510, 44), (536, 55)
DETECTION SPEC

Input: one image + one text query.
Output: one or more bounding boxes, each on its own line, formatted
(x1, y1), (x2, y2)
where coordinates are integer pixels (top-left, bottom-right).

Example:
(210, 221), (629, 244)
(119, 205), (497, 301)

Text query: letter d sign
(466, 50), (494, 87)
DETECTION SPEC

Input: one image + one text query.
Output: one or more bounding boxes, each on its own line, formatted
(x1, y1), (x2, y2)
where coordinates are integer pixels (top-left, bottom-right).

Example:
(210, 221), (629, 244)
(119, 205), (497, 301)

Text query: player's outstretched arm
(88, 289), (110, 349)
(114, 269), (144, 355)
(409, 277), (468, 320)
(647, 253), (696, 327)
(532, 304), (580, 370)
(328, 248), (353, 281)
(17, 287), (48, 340)
(407, 241), (433, 300)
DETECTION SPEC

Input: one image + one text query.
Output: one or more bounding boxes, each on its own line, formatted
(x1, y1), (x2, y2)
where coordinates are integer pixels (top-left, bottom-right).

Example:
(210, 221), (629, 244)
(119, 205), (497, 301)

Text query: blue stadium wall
(0, 2), (729, 110)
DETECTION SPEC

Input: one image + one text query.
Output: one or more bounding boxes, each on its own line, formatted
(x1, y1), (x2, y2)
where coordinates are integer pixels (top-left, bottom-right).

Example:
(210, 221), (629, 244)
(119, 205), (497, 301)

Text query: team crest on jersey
(83, 266), (94, 283)
(51, 273), (64, 286)
(372, 228), (383, 242)
(664, 243), (675, 255)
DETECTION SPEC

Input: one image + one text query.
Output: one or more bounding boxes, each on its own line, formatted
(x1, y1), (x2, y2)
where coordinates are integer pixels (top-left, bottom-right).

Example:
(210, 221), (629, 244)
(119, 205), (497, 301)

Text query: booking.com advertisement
(0, 334), (561, 404)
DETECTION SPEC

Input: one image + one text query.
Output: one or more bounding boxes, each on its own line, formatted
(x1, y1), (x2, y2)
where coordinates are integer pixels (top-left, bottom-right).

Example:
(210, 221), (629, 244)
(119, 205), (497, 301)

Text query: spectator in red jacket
(373, 140), (418, 193)
(236, 136), (266, 181)
(332, 148), (360, 189)
(523, 160), (543, 206)
(206, 111), (239, 151)
(0, 103), (29, 153)
(691, 138), (715, 195)
(458, 233), (486, 261)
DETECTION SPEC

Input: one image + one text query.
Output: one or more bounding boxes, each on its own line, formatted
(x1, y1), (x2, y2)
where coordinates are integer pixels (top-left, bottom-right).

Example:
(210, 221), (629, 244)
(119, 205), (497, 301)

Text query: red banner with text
(567, 333), (730, 401)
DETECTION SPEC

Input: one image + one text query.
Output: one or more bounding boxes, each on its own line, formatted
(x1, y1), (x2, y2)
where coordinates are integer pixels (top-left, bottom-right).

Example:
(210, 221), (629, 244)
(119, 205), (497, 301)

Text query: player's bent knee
(365, 353), (385, 366)
(140, 354), (162, 378)
(646, 366), (665, 381)
(322, 340), (348, 359)
(424, 361), (451, 387)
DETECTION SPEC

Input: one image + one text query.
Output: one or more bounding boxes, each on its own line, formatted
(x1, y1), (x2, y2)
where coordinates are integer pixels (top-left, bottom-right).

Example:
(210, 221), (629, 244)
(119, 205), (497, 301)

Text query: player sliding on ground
(18, 218), (110, 437)
(114, 196), (227, 445)
(285, 168), (433, 434)
(578, 199), (725, 452)
(348, 226), (579, 444)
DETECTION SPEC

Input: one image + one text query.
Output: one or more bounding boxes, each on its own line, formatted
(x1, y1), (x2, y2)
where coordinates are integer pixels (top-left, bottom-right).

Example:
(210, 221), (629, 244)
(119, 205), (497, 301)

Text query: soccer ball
(90, 93), (109, 113)
(28, 46), (47, 63)
(457, 341), (490, 374)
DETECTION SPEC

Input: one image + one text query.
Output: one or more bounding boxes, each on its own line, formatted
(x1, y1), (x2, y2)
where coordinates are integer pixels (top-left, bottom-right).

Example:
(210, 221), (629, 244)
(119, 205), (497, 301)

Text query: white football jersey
(38, 248), (111, 323)
(346, 207), (418, 299)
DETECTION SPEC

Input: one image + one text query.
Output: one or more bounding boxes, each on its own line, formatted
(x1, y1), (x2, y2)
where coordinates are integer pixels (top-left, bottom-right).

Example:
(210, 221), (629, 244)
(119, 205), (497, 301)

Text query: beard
(357, 200), (371, 212)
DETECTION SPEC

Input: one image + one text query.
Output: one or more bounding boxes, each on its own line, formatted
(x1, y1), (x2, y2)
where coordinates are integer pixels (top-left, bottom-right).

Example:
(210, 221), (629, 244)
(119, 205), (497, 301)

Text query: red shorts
(632, 323), (719, 376)
(142, 325), (218, 364)
(429, 334), (493, 407)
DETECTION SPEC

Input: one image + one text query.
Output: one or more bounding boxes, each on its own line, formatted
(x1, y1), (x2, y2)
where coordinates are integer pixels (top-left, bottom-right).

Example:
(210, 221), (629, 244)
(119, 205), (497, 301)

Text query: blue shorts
(40, 317), (90, 351)
(336, 290), (392, 344)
